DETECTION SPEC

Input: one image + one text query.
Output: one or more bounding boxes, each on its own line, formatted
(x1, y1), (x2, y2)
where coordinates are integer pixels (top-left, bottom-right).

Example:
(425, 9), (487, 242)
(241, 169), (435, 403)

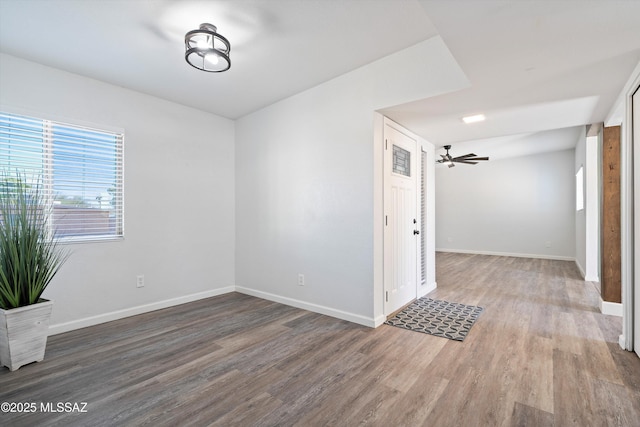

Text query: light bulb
(205, 53), (220, 65)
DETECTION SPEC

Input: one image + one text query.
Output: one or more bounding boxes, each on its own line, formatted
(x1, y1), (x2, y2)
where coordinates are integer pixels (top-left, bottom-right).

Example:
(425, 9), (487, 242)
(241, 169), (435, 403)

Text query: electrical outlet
(136, 274), (145, 288)
(545, 241), (552, 248)
(298, 274), (305, 286)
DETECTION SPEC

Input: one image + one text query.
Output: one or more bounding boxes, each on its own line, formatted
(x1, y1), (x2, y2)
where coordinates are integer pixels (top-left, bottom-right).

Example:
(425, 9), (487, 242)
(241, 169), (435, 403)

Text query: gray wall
(0, 53), (236, 331)
(235, 37), (464, 326)
(435, 148), (576, 259)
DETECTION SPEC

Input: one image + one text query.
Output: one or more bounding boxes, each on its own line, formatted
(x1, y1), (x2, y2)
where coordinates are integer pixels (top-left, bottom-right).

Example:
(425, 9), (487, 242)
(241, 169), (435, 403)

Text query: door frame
(620, 67), (640, 353)
(633, 84), (639, 358)
(383, 120), (420, 315)
(373, 114), (437, 326)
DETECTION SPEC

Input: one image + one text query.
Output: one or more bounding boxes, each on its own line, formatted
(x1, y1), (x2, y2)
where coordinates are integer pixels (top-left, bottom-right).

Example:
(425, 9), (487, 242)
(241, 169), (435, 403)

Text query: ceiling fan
(436, 145), (489, 168)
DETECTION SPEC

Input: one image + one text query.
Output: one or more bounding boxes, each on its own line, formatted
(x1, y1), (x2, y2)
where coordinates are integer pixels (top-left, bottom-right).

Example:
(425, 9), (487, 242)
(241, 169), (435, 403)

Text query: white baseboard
(619, 335), (627, 350)
(575, 261), (586, 279)
(48, 286), (235, 336)
(436, 248), (575, 262)
(48, 282), (435, 335)
(573, 261), (599, 282)
(373, 315), (387, 327)
(600, 299), (623, 317)
(235, 286), (377, 328)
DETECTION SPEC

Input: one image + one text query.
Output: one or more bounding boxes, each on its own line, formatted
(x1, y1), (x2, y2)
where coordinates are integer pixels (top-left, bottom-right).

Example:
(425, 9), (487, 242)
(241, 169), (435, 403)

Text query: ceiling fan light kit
(436, 145), (489, 168)
(185, 23), (231, 72)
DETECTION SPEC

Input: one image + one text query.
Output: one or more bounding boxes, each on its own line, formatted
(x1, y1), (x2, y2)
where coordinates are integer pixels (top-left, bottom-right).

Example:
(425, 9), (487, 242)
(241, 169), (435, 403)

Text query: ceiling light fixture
(462, 114), (485, 124)
(185, 23), (231, 72)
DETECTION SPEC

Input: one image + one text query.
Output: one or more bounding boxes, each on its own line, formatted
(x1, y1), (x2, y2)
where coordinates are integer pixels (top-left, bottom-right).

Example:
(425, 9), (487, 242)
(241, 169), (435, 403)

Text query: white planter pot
(0, 299), (53, 371)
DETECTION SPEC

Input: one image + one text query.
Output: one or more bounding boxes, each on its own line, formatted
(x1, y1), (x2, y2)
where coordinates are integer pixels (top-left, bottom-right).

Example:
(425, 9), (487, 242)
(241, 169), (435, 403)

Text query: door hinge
(385, 139), (388, 150)
(385, 215), (388, 226)
(386, 291), (388, 302)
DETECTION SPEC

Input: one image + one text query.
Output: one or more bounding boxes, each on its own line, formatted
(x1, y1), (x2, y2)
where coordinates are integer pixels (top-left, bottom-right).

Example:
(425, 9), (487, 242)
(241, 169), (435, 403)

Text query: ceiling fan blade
(438, 145), (488, 167)
(453, 153), (477, 160)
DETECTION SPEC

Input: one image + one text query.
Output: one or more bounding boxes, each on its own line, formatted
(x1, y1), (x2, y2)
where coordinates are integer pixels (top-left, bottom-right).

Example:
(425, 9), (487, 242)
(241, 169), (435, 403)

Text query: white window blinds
(0, 112), (124, 241)
(420, 149), (426, 285)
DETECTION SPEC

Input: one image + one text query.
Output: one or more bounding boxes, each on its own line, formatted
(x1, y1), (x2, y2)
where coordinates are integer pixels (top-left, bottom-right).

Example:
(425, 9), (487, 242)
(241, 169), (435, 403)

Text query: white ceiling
(1, 0), (639, 159)
(384, 0), (640, 158)
(0, 0), (436, 118)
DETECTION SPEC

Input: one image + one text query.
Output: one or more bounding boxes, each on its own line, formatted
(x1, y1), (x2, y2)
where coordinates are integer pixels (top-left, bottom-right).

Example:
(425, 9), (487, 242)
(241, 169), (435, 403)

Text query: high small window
(576, 166), (584, 211)
(0, 111), (124, 242)
(393, 144), (411, 177)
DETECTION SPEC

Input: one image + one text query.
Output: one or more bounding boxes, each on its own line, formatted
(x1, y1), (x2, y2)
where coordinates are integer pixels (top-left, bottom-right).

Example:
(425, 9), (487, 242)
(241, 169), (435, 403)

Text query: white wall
(235, 37), (465, 326)
(235, 76), (376, 324)
(435, 149), (576, 259)
(0, 54), (236, 332)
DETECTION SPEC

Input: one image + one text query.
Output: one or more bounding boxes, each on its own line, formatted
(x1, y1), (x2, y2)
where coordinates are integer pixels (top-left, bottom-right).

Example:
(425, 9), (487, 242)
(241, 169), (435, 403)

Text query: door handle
(413, 230), (420, 235)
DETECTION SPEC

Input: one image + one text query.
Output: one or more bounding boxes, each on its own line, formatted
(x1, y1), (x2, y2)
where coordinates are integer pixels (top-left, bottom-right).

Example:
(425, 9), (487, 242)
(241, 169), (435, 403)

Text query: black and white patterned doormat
(385, 297), (484, 341)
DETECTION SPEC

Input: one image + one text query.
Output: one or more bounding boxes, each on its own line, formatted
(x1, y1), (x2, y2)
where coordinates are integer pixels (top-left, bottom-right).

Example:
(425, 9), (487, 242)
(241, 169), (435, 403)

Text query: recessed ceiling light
(462, 114), (485, 124)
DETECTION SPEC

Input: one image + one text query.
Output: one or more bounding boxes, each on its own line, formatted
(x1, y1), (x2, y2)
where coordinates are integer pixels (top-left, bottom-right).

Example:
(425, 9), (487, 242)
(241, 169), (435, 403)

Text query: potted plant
(0, 172), (70, 371)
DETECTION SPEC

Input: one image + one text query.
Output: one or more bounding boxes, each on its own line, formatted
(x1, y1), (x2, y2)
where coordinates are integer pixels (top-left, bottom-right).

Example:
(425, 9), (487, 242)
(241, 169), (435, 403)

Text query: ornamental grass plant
(0, 172), (69, 310)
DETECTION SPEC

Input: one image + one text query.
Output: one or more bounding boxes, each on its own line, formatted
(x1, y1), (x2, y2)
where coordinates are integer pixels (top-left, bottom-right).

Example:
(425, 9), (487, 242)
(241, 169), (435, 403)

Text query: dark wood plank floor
(1, 253), (639, 426)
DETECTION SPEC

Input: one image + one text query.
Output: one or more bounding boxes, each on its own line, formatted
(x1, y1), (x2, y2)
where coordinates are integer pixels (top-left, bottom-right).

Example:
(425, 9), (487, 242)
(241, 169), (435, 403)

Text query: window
(393, 144), (411, 177)
(576, 166), (584, 211)
(0, 111), (123, 241)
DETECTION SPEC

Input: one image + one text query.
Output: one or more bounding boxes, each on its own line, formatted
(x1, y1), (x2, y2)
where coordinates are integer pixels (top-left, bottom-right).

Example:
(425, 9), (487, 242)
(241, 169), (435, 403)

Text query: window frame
(0, 108), (124, 243)
(576, 165), (584, 212)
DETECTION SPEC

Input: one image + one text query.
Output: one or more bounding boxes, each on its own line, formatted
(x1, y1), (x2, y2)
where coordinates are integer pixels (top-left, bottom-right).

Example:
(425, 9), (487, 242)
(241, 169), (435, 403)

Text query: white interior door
(384, 123), (418, 314)
(633, 86), (639, 358)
